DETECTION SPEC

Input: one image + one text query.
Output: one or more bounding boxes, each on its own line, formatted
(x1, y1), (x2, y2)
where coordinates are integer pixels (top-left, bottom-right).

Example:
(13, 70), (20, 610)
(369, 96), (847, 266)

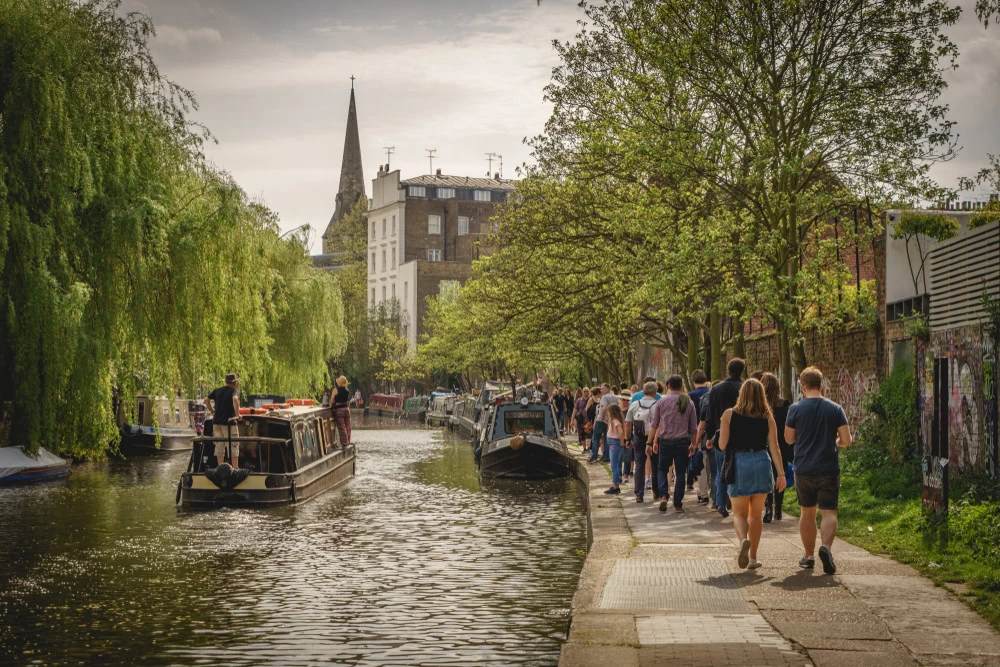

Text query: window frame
(457, 216), (470, 236)
(427, 248), (442, 262)
(437, 187), (455, 199)
(427, 214), (441, 235)
(408, 186), (426, 197)
(473, 190), (491, 202)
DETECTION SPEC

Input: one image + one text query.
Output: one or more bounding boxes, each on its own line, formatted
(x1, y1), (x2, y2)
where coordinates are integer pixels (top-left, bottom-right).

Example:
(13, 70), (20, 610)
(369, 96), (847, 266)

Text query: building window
(392, 215), (396, 235)
(457, 216), (469, 236)
(370, 252), (375, 271)
(474, 190), (490, 202)
(391, 283), (396, 299)
(437, 187), (455, 199)
(370, 222), (375, 240)
(381, 249), (386, 271)
(382, 286), (386, 302)
(382, 219), (386, 238)
(428, 248), (441, 262)
(408, 186), (426, 197)
(371, 287), (375, 302)
(428, 215), (441, 235)
(391, 247), (396, 269)
(404, 282), (408, 303)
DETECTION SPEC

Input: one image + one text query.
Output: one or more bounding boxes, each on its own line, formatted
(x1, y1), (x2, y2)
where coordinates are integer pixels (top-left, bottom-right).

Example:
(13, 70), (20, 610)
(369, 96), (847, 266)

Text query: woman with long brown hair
(761, 372), (792, 522)
(718, 379), (786, 569)
(574, 387), (590, 448)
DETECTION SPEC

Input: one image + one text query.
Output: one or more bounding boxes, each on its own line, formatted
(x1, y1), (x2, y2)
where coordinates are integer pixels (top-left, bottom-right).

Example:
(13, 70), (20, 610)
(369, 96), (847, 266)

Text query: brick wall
(404, 197), (499, 265)
(414, 261), (473, 342)
(739, 327), (880, 429)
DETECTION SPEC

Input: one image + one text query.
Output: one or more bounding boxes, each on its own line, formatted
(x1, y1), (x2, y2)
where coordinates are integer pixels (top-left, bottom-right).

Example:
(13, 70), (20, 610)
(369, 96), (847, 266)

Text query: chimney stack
(435, 168), (442, 177)
(494, 172), (500, 180)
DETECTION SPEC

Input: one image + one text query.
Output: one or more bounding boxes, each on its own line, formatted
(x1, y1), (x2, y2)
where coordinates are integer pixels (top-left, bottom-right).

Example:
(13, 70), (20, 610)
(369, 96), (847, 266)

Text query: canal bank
(561, 441), (1000, 667)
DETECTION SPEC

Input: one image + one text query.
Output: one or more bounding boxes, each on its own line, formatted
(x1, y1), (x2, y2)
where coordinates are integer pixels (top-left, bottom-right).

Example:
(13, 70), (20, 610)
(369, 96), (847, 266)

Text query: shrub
(852, 364), (919, 467)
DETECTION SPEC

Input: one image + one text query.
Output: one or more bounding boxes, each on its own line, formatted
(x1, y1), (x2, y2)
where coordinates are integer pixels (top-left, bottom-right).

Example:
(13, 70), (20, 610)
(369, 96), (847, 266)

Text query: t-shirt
(689, 386), (709, 420)
(594, 393), (617, 423)
(786, 397), (848, 475)
(607, 419), (625, 440)
(334, 386), (350, 408)
(625, 395), (659, 437)
(553, 394), (566, 411)
(575, 397), (587, 416)
(706, 378), (742, 437)
(209, 386), (238, 424)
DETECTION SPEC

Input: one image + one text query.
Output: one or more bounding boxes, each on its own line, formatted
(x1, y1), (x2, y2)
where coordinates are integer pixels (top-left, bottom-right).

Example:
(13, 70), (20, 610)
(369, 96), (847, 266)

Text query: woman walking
(761, 373), (793, 522)
(604, 403), (627, 495)
(333, 375), (353, 446)
(574, 388), (590, 448)
(718, 379), (786, 569)
(618, 391), (633, 483)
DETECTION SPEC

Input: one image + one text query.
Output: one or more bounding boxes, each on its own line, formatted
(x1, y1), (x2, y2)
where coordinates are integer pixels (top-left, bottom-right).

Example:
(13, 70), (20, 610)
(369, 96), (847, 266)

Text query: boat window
(137, 402), (144, 425)
(175, 408), (181, 424)
(503, 410), (546, 435)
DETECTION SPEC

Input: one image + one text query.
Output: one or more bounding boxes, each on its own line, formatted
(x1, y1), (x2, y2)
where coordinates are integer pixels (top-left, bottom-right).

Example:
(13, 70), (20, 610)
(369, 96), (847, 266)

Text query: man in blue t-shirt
(785, 366), (852, 575)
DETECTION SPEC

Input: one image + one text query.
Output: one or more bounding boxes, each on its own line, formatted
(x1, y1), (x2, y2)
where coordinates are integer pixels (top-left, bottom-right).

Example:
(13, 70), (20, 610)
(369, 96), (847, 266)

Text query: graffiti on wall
(836, 369), (878, 428)
(920, 325), (1000, 477)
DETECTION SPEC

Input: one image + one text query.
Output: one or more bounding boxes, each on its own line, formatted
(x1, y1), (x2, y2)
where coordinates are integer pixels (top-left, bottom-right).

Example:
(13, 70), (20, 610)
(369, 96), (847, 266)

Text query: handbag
(722, 447), (736, 484)
(785, 461), (795, 488)
(584, 421), (593, 434)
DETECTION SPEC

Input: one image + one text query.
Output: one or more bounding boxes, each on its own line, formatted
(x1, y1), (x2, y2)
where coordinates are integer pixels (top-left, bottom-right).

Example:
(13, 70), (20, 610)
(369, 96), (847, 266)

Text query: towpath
(561, 442), (1000, 667)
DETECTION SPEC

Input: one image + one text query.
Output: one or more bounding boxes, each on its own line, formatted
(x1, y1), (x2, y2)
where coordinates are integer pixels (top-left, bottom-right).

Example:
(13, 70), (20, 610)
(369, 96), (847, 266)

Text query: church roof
(401, 174), (518, 191)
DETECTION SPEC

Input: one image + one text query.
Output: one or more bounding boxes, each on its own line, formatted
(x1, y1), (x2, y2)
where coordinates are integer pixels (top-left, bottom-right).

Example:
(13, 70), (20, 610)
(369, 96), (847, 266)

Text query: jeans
(632, 432), (649, 497)
(608, 438), (623, 485)
(556, 410), (564, 431)
(590, 420), (608, 461)
(659, 439), (690, 508)
(334, 407), (352, 446)
(712, 447), (729, 510)
(622, 445), (634, 478)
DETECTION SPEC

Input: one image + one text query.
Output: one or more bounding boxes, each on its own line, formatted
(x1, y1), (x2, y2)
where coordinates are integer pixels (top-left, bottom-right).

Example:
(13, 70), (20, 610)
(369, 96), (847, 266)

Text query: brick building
(366, 167), (516, 349)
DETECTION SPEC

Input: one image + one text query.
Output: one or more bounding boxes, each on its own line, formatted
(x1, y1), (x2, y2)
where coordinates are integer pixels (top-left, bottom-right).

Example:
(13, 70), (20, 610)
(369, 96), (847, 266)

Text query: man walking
(625, 381), (659, 502)
(647, 375), (698, 512)
(204, 372), (241, 468)
(703, 358), (745, 518)
(589, 383), (617, 463)
(785, 366), (851, 574)
(688, 370), (711, 504)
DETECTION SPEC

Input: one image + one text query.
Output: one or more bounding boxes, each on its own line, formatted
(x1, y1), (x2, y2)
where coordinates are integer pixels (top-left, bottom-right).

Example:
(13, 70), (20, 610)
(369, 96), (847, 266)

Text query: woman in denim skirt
(718, 379), (787, 570)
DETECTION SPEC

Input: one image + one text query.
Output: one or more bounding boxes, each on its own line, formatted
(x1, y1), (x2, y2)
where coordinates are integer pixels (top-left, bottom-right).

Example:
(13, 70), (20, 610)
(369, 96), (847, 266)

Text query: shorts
(795, 472), (840, 510)
(214, 424), (239, 458)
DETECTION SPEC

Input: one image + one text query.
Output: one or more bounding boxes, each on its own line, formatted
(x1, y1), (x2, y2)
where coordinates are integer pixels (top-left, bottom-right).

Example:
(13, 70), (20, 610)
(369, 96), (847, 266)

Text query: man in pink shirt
(646, 375), (698, 512)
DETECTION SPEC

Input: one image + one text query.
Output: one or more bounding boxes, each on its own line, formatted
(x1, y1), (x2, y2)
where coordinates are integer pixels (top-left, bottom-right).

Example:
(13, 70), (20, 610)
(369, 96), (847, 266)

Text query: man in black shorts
(785, 367), (852, 574)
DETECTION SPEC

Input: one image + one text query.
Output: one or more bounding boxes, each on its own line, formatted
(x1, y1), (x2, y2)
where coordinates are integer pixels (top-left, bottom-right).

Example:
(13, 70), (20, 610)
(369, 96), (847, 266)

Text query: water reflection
(0, 429), (586, 666)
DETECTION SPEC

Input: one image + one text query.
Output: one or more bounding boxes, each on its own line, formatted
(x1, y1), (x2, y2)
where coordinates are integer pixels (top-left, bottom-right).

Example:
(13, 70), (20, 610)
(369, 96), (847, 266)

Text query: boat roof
(247, 404), (328, 419)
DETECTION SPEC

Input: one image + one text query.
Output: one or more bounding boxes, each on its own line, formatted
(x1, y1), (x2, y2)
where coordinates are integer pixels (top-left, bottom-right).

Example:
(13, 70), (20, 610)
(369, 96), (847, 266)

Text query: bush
(851, 364), (919, 469)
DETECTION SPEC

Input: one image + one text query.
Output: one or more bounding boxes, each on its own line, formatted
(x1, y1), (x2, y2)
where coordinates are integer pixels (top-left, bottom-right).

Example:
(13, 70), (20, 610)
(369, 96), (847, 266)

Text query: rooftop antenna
(425, 148), (437, 174)
(498, 154), (504, 179)
(383, 146), (395, 169)
(485, 152), (497, 177)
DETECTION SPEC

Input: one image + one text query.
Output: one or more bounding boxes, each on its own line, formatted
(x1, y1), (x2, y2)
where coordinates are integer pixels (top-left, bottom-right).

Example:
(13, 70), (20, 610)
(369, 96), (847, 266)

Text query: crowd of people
(549, 360), (851, 574)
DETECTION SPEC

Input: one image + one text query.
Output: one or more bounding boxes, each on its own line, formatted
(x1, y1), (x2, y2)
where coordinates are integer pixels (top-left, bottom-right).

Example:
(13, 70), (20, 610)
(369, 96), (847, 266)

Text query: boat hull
(480, 437), (571, 479)
(180, 445), (356, 509)
(119, 428), (196, 454)
(425, 413), (451, 427)
(0, 464), (71, 485)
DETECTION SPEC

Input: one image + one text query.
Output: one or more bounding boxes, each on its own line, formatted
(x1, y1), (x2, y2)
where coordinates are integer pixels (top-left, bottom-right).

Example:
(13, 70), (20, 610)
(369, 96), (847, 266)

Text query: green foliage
(850, 364), (920, 476)
(970, 209), (1000, 229)
(893, 211), (961, 242)
(0, 0), (345, 456)
(904, 315), (931, 341)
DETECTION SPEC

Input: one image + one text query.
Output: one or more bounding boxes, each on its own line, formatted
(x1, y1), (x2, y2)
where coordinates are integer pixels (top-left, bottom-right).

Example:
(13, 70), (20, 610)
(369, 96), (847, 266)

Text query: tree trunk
(709, 309), (722, 381)
(686, 319), (699, 387)
(732, 316), (746, 360)
(778, 325), (793, 399)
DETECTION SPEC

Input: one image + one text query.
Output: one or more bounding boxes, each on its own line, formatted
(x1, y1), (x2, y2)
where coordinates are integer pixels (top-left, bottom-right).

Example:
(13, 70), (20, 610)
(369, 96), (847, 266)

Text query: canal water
(0, 427), (587, 666)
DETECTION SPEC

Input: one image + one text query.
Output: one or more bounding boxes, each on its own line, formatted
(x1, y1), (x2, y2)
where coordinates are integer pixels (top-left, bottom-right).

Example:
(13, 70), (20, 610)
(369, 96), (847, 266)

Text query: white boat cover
(0, 446), (68, 478)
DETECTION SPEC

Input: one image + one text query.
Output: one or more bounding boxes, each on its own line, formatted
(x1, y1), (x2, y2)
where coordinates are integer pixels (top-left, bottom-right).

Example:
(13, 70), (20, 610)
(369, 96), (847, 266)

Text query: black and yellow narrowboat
(177, 400), (355, 509)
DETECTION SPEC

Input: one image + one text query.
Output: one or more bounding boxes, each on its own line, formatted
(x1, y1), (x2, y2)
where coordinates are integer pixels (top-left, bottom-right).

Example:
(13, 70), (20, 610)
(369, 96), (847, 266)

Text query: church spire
(322, 82), (366, 253)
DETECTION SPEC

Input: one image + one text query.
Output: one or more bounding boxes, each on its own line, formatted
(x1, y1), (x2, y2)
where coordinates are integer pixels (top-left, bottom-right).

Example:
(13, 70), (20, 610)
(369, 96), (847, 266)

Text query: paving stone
(561, 643), (639, 667)
(599, 559), (751, 612)
(636, 642), (809, 667)
(636, 613), (791, 650)
(569, 611), (639, 645)
(807, 649), (919, 666)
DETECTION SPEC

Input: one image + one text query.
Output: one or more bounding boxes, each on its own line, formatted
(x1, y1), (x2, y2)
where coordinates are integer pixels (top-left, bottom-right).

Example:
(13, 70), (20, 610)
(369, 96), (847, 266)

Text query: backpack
(630, 396), (657, 438)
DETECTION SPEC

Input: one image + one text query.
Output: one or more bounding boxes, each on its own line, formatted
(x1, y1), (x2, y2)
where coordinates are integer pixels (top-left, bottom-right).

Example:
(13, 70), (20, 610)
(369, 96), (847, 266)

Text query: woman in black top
(719, 379), (787, 570)
(333, 375), (352, 446)
(761, 373), (792, 522)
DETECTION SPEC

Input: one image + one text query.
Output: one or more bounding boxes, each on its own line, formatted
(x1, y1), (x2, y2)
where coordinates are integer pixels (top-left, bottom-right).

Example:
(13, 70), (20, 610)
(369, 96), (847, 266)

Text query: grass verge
(783, 464), (1000, 631)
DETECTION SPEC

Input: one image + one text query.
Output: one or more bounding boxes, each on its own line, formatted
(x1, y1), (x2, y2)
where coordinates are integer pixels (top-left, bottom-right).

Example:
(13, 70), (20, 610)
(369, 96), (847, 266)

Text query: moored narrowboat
(178, 400), (355, 509)
(477, 398), (571, 479)
(118, 395), (199, 454)
(0, 446), (70, 485)
(425, 394), (456, 427)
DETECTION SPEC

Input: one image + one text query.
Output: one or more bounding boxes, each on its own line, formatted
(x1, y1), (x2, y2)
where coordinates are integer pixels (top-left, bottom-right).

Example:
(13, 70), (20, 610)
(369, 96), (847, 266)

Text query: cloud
(155, 25), (223, 49)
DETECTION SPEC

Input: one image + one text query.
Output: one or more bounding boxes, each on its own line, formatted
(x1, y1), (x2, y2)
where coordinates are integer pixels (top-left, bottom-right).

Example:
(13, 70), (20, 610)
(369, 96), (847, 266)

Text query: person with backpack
(647, 375), (698, 512)
(625, 381), (659, 502)
(687, 370), (711, 501)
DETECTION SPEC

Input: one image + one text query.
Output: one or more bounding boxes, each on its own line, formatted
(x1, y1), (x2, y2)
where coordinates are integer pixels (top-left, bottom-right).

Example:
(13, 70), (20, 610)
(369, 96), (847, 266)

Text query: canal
(0, 427), (587, 666)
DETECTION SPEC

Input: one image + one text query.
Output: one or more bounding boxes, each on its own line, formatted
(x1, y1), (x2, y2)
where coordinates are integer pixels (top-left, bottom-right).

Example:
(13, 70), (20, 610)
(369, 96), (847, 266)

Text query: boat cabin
(489, 402), (559, 441)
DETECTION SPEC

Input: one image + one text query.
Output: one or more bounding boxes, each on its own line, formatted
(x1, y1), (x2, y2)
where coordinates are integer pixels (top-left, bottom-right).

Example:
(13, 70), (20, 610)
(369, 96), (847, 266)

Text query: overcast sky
(127, 0), (1000, 252)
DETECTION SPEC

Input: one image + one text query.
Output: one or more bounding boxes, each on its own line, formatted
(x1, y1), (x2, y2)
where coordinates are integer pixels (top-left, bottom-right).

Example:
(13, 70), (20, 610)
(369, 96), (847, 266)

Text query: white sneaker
(645, 478), (652, 489)
(747, 558), (761, 570)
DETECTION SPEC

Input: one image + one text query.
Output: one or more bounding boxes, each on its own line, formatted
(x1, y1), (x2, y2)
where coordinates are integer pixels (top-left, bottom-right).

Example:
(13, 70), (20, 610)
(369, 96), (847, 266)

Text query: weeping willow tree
(0, 0), (346, 456)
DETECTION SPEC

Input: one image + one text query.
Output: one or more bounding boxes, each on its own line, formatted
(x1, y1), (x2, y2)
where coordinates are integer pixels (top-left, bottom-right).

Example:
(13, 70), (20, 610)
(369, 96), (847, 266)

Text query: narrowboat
(365, 393), (404, 417)
(0, 446), (70, 484)
(454, 395), (477, 437)
(118, 395), (199, 454)
(402, 395), (429, 423)
(177, 399), (355, 509)
(425, 394), (456, 427)
(477, 398), (571, 479)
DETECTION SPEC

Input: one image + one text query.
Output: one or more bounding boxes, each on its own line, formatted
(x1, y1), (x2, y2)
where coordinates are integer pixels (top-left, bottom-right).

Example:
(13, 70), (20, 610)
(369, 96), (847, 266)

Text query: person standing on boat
(333, 375), (352, 446)
(205, 373), (241, 467)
